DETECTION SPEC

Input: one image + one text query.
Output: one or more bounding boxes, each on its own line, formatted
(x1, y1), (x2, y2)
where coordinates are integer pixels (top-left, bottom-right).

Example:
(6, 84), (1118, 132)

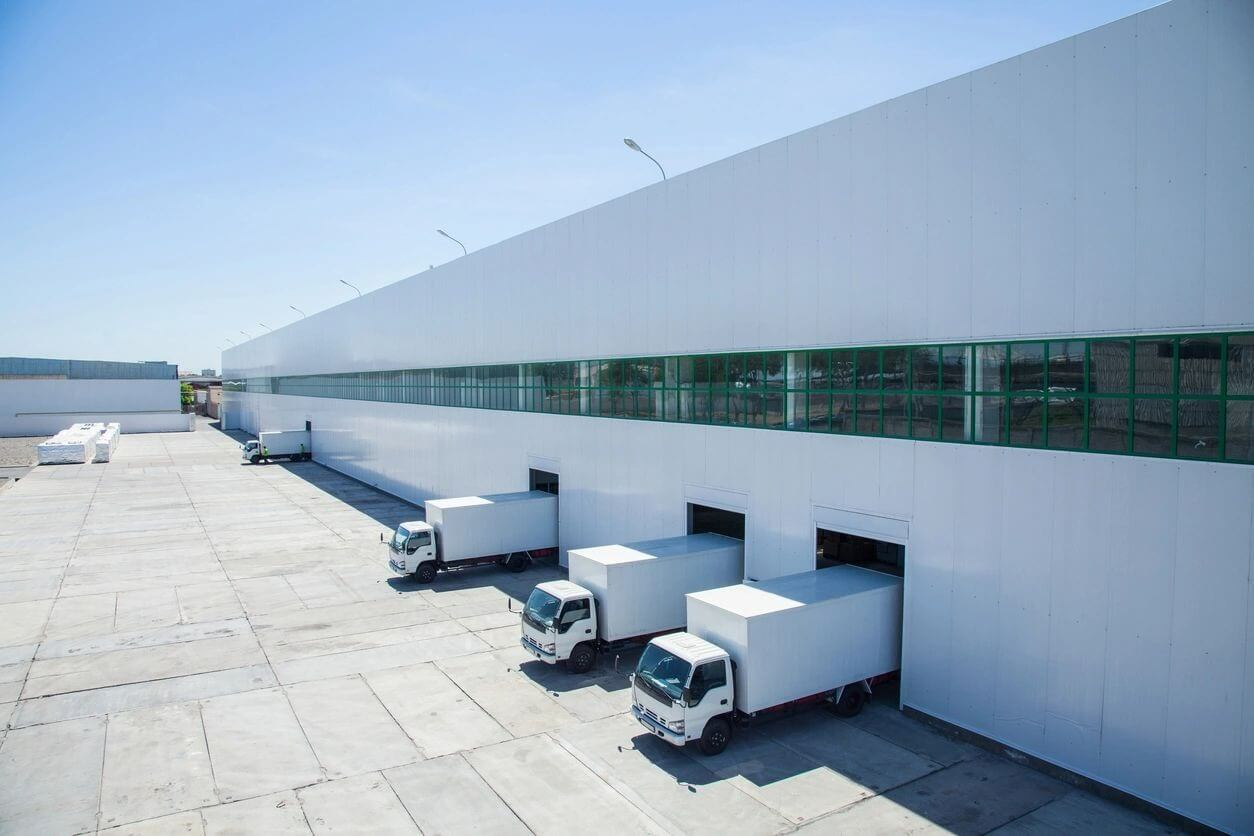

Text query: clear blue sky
(0, 0), (1154, 373)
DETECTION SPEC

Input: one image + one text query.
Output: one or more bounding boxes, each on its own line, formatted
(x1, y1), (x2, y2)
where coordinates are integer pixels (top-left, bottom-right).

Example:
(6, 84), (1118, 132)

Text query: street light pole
(258, 323), (272, 332)
(290, 305), (306, 318)
(339, 279), (362, 297)
(436, 229), (468, 256)
(239, 330), (251, 339)
(623, 138), (666, 180)
(224, 337), (236, 346)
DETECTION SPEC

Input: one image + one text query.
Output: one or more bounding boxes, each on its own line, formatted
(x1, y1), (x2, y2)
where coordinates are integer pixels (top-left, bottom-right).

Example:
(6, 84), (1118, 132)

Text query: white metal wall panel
(924, 74), (973, 342)
(1018, 39), (1076, 336)
(883, 90), (929, 343)
(1134, 0), (1208, 331)
(815, 118), (853, 347)
(1073, 15), (1137, 335)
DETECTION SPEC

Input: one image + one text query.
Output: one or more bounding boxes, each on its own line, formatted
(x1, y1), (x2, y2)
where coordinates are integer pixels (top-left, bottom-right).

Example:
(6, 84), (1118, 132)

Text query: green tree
(180, 382), (195, 407)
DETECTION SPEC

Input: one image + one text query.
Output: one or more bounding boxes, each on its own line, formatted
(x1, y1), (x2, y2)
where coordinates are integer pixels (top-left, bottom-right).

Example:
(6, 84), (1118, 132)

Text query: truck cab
(630, 632), (735, 755)
(386, 521), (437, 581)
(519, 580), (598, 673)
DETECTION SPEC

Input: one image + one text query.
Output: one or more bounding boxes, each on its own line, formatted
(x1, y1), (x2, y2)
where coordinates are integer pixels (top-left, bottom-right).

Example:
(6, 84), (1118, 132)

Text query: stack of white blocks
(36, 423), (106, 465)
(93, 423), (121, 463)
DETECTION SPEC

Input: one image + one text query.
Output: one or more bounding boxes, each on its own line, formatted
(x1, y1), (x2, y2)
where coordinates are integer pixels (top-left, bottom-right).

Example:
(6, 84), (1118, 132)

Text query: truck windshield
(634, 644), (692, 703)
(522, 588), (560, 632)
(390, 526), (409, 551)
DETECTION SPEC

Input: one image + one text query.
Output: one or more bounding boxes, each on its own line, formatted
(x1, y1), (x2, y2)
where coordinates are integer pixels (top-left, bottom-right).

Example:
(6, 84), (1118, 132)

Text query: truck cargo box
(686, 565), (902, 714)
(426, 491), (557, 563)
(258, 429), (311, 456)
(569, 533), (744, 642)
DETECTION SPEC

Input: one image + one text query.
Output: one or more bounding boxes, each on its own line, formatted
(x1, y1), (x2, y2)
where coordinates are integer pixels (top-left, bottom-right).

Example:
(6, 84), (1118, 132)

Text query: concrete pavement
(0, 420), (1181, 835)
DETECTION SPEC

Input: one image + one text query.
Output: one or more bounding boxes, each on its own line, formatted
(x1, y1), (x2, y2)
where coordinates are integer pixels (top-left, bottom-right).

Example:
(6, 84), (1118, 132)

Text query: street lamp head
(436, 229), (450, 238)
(623, 138), (641, 151)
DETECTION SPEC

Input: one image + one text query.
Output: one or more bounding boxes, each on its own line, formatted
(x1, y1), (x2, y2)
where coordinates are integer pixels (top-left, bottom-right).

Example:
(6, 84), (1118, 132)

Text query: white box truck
(241, 430), (311, 463)
(630, 565), (902, 755)
(386, 491), (558, 583)
(519, 533), (744, 673)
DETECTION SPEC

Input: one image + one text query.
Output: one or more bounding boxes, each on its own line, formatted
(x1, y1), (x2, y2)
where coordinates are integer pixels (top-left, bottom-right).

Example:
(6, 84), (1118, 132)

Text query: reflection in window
(855, 393), (881, 434)
(1133, 399), (1172, 455)
(831, 394), (853, 432)
(882, 349), (907, 391)
(941, 346), (969, 391)
(973, 396), (1004, 443)
(911, 347), (939, 391)
(883, 394), (908, 437)
(941, 396), (968, 441)
(975, 346), (1006, 392)
(1008, 396), (1044, 446)
(1179, 338), (1221, 395)
(1088, 398), (1128, 453)
(1010, 344), (1045, 392)
(1226, 401), (1254, 462)
(1227, 336), (1254, 396)
(1090, 340), (1131, 393)
(855, 350), (881, 390)
(1047, 397), (1084, 449)
(831, 350), (855, 389)
(1135, 339), (1174, 395)
(1177, 399), (1220, 458)
(1048, 342), (1085, 393)
(911, 395), (939, 439)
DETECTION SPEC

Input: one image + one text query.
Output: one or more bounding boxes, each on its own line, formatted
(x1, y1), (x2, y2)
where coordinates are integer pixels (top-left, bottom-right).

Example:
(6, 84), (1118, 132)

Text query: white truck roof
(689, 563), (899, 619)
(650, 631), (727, 666)
(426, 490), (549, 510)
(573, 532), (739, 566)
(536, 579), (587, 599)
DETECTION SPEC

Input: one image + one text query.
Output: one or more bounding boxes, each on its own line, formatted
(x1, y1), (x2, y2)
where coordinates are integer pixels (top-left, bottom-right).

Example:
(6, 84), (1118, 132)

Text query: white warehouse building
(224, 1), (1254, 831)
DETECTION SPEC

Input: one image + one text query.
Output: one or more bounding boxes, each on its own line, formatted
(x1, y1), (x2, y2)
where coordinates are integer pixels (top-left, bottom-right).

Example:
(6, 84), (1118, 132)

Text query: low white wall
(0, 379), (187, 436)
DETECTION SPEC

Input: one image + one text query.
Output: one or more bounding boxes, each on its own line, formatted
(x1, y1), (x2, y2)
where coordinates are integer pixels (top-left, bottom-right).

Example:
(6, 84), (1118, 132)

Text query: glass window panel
(807, 393), (830, 431)
(1134, 339), (1174, 395)
(1225, 401), (1254, 462)
(883, 394), (908, 436)
(831, 350), (855, 389)
(786, 353), (808, 389)
(808, 352), (829, 390)
(854, 393), (882, 434)
(941, 346), (969, 391)
(1227, 335), (1254, 396)
(973, 396), (1004, 443)
(678, 357), (695, 388)
(635, 390), (656, 420)
(830, 394), (853, 432)
(661, 388), (676, 421)
(1009, 343), (1045, 392)
(710, 389), (729, 425)
(728, 392), (748, 425)
(1090, 340), (1131, 393)
(744, 354), (763, 389)
(974, 345), (1006, 392)
(709, 357), (727, 388)
(911, 347), (939, 391)
(693, 357), (710, 387)
(1047, 341), (1085, 394)
(910, 395), (939, 439)
(1088, 397), (1129, 453)
(727, 355), (747, 388)
(941, 396), (968, 440)
(882, 349), (907, 391)
(691, 390), (710, 423)
(764, 353), (786, 389)
(1178, 337), (1221, 395)
(765, 393), (785, 428)
(1132, 399), (1172, 455)
(1008, 396), (1045, 446)
(744, 393), (765, 426)
(855, 350), (881, 390)
(1176, 399), (1220, 458)
(1046, 396), (1084, 450)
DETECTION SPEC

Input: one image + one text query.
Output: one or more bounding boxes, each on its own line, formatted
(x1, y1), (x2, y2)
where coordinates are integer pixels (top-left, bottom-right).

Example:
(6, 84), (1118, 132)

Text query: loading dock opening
(687, 503), (745, 540)
(529, 468), (559, 495)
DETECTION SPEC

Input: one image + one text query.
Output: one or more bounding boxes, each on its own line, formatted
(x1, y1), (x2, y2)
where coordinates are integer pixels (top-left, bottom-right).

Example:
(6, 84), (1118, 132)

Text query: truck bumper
(519, 636), (557, 663)
(631, 705), (685, 746)
(387, 558), (406, 575)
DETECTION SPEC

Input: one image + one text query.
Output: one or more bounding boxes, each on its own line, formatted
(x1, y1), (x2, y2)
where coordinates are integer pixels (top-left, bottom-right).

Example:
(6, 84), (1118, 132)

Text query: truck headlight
(666, 719), (685, 733)
(544, 643), (555, 653)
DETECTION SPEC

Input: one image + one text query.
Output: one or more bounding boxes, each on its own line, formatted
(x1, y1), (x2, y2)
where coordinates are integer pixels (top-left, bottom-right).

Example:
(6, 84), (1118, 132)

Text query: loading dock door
(687, 503), (745, 540)
(529, 468), (559, 495)
(816, 528), (904, 576)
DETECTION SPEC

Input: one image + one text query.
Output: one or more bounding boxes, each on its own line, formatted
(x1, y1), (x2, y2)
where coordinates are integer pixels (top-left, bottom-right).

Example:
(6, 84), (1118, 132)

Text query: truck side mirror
(680, 686), (691, 706)
(380, 532), (384, 543)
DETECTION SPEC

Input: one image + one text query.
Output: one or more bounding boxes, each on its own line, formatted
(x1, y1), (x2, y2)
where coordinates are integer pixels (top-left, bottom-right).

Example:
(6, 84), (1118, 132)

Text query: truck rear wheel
(698, 717), (731, 756)
(831, 684), (867, 717)
(414, 562), (438, 584)
(566, 643), (596, 674)
(504, 553), (529, 573)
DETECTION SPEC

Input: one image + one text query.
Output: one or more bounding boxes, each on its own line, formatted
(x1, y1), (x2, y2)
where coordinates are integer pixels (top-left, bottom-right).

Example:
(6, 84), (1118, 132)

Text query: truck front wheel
(698, 717), (731, 756)
(831, 684), (867, 717)
(414, 562), (438, 584)
(504, 553), (529, 573)
(249, 454), (261, 464)
(566, 643), (596, 674)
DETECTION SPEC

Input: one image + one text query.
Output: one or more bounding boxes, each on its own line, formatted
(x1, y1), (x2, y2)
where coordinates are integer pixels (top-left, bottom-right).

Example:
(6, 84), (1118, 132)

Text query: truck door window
(689, 660), (727, 704)
(557, 598), (590, 633)
(406, 532), (431, 554)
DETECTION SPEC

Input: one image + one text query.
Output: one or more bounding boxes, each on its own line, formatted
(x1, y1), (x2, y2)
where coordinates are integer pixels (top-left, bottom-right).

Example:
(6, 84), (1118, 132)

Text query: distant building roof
(0, 357), (178, 380)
